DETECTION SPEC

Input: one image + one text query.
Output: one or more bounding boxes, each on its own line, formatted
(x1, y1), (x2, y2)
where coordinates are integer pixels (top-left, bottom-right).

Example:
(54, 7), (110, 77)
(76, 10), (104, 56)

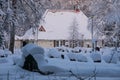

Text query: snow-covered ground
(0, 46), (120, 80)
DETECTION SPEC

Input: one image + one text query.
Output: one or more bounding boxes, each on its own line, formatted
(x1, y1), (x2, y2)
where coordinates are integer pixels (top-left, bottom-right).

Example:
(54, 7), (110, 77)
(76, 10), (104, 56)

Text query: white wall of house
(14, 39), (104, 49)
(14, 40), (22, 49)
(37, 40), (54, 48)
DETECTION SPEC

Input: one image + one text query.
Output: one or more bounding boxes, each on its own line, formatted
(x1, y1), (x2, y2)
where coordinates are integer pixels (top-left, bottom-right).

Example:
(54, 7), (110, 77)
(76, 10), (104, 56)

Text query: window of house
(54, 40), (59, 47)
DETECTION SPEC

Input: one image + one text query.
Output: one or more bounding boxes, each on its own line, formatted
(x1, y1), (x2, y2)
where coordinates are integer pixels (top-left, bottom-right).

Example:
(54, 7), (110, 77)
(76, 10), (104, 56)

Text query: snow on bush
(67, 53), (88, 62)
(47, 48), (69, 59)
(100, 47), (113, 55)
(47, 48), (61, 58)
(12, 49), (23, 65)
(20, 43), (68, 74)
(79, 48), (92, 54)
(103, 51), (120, 64)
(14, 49), (23, 54)
(20, 43), (45, 67)
(21, 43), (44, 58)
(76, 54), (88, 62)
(0, 49), (12, 57)
(0, 49), (4, 57)
(33, 54), (68, 74)
(90, 52), (101, 62)
(55, 46), (70, 53)
(71, 47), (82, 53)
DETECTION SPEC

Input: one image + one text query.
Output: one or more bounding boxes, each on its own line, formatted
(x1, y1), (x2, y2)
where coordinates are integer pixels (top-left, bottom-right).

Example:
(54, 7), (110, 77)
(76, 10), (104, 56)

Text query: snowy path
(47, 58), (120, 77)
(0, 56), (120, 80)
(0, 62), (120, 80)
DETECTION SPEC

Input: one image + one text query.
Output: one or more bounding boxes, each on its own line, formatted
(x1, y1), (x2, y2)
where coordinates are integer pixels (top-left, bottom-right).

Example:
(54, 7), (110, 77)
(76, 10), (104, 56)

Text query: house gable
(39, 26), (46, 32)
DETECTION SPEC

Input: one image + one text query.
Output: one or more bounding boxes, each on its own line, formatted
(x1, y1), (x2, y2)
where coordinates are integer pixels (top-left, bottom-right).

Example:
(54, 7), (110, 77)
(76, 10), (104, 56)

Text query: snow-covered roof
(20, 9), (91, 40)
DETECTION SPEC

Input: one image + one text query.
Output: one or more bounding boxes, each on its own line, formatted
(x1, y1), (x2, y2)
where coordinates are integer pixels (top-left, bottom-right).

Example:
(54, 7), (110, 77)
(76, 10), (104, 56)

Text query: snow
(21, 43), (44, 57)
(21, 43), (46, 66)
(21, 43), (69, 74)
(67, 53), (88, 62)
(0, 49), (12, 57)
(0, 46), (120, 80)
(103, 51), (120, 63)
(90, 52), (101, 62)
(47, 48), (61, 58)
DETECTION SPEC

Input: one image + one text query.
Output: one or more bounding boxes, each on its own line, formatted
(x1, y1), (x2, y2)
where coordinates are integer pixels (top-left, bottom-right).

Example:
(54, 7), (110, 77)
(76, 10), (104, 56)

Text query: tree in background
(0, 35), (2, 48)
(0, 0), (53, 53)
(69, 17), (81, 48)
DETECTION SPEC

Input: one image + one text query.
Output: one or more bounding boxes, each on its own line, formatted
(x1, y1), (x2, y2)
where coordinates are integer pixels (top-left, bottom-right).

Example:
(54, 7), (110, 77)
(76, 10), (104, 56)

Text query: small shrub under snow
(47, 48), (61, 58)
(103, 51), (120, 64)
(90, 52), (101, 62)
(67, 53), (88, 62)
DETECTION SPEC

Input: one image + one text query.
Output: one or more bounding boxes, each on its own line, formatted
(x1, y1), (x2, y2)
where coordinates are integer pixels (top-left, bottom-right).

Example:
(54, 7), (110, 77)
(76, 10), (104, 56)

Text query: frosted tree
(99, 0), (120, 48)
(69, 17), (81, 48)
(76, 0), (120, 48)
(0, 0), (54, 52)
(0, 1), (7, 49)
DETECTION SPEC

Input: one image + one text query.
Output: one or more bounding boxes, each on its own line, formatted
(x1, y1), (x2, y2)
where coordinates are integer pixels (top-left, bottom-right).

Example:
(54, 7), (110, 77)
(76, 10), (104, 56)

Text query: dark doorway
(22, 41), (28, 47)
(22, 54), (39, 72)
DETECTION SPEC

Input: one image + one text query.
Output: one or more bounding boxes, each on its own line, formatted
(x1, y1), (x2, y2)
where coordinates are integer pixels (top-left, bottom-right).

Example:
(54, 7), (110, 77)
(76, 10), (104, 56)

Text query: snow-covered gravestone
(21, 43), (46, 73)
(21, 43), (68, 75)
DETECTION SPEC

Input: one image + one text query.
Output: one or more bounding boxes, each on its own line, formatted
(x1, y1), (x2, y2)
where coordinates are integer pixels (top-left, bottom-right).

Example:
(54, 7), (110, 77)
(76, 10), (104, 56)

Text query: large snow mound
(21, 43), (44, 57)
(20, 43), (68, 74)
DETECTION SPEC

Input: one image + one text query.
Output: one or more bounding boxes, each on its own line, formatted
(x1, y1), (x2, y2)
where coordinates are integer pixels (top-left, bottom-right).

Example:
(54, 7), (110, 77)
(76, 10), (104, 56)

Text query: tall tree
(69, 17), (81, 48)
(8, 0), (17, 53)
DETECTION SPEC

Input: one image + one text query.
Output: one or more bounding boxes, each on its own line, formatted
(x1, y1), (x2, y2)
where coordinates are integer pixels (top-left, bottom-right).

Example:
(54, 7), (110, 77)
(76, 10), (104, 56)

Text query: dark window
(54, 40), (59, 47)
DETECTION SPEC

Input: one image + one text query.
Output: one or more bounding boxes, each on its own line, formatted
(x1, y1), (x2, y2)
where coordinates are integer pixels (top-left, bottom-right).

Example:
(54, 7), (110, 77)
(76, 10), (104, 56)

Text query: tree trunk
(9, 0), (17, 53)
(9, 22), (15, 53)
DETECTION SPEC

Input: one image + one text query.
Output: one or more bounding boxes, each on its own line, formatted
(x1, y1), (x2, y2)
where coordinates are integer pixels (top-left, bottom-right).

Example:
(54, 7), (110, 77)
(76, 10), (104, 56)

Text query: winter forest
(0, 0), (120, 80)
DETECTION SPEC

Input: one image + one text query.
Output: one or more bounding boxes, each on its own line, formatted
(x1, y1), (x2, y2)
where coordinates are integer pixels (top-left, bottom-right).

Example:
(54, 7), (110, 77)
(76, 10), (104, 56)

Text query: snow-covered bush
(47, 48), (61, 58)
(71, 48), (82, 53)
(81, 48), (92, 54)
(90, 52), (101, 62)
(103, 51), (120, 64)
(76, 54), (88, 62)
(56, 46), (70, 53)
(47, 48), (69, 59)
(0, 49), (12, 57)
(12, 55), (22, 65)
(20, 43), (46, 70)
(0, 49), (5, 57)
(21, 43), (44, 58)
(14, 49), (23, 54)
(67, 53), (88, 62)
(100, 47), (113, 55)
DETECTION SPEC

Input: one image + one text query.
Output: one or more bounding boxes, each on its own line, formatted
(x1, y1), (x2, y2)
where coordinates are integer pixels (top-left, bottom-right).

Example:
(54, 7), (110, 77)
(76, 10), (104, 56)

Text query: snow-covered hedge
(20, 43), (68, 75)
(67, 53), (88, 62)
(90, 52), (101, 62)
(55, 46), (70, 53)
(46, 48), (69, 59)
(47, 48), (61, 58)
(0, 49), (12, 57)
(102, 51), (120, 64)
(21, 43), (44, 58)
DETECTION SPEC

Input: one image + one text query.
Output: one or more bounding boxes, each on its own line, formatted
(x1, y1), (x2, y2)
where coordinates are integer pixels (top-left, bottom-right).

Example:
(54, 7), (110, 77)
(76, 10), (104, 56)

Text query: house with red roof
(15, 9), (103, 48)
